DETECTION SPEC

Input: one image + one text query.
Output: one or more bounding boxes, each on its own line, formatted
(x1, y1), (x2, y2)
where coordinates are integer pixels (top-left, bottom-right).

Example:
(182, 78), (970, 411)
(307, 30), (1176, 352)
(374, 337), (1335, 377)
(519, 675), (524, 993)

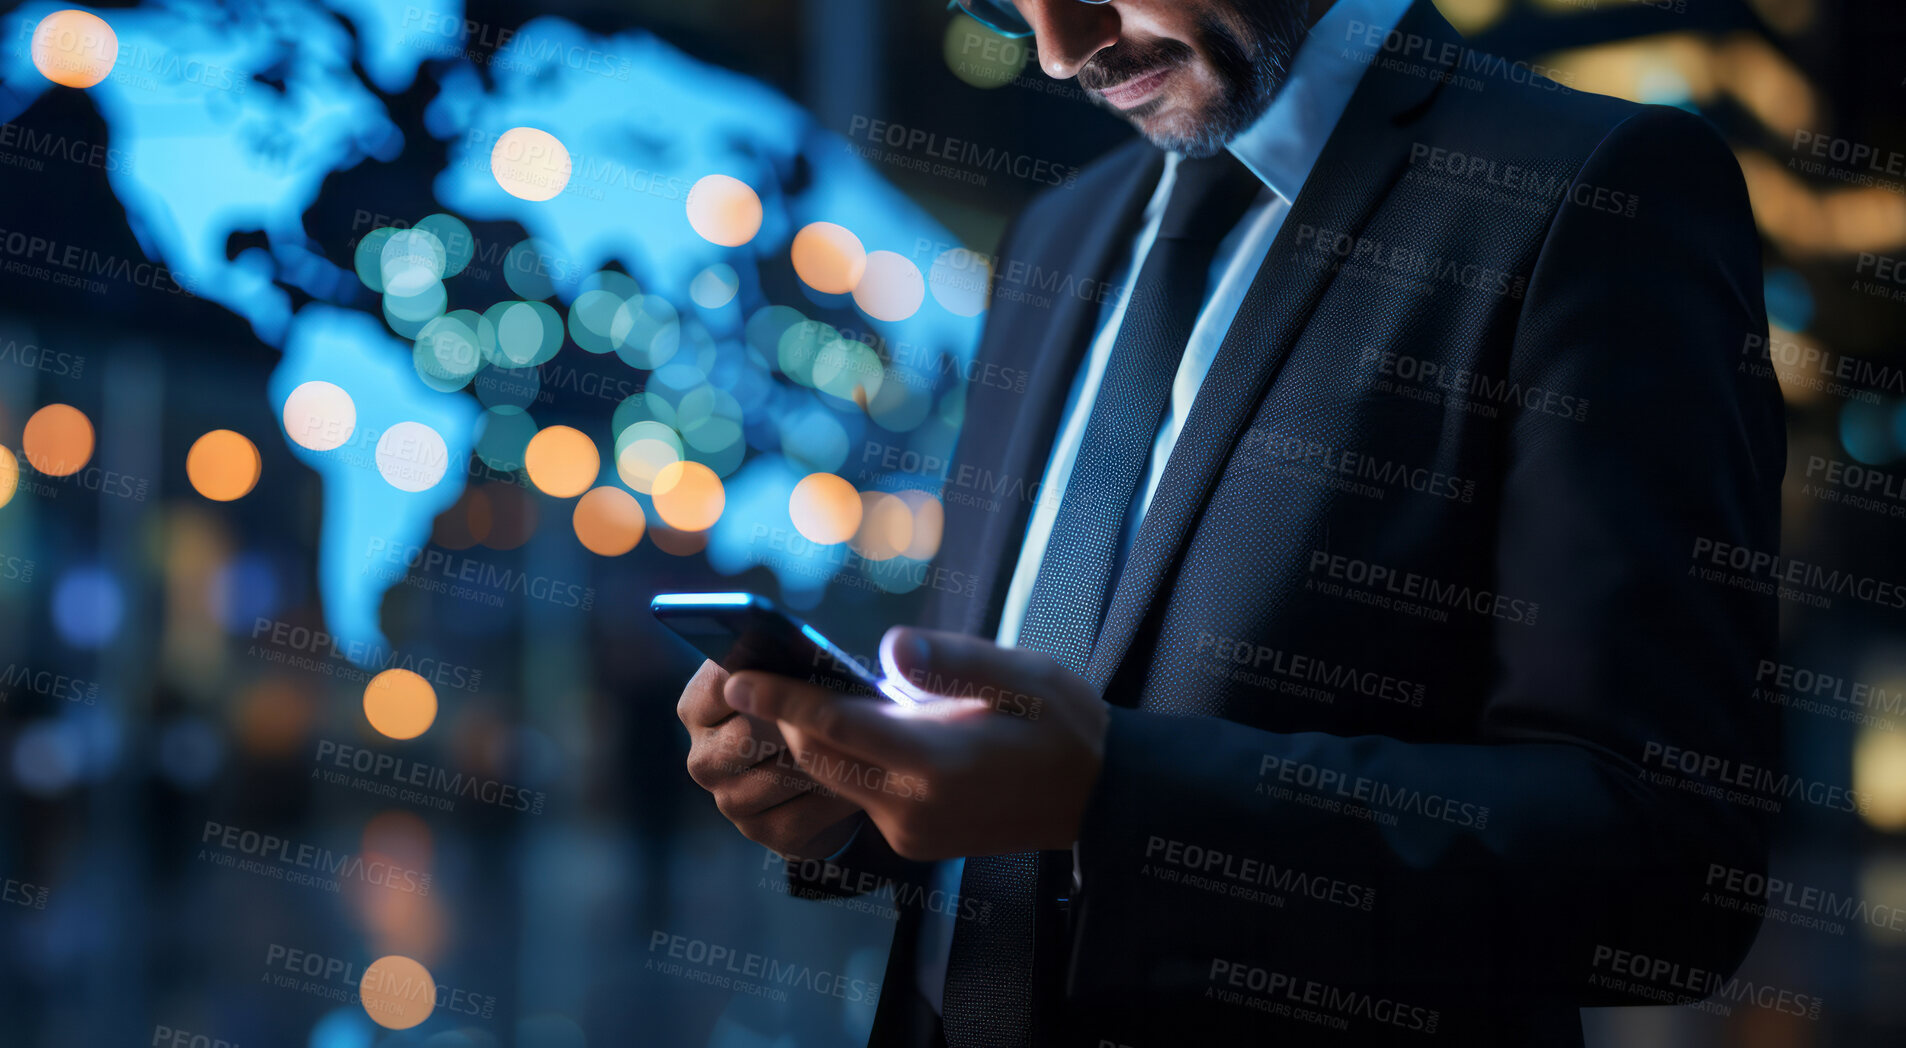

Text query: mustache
(1076, 38), (1196, 92)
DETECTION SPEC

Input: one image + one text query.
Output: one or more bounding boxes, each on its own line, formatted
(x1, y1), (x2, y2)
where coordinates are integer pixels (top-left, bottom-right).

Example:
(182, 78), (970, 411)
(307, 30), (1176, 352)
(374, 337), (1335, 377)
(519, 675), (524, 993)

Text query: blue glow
(213, 552), (281, 632)
(1840, 400), (1895, 465)
(11, 721), (81, 796)
(320, 0), (462, 93)
(70, 707), (123, 782)
(652, 592), (753, 607)
(0, 1), (405, 346)
(420, 14), (976, 587)
(307, 1007), (374, 1048)
(52, 566), (124, 649)
(0, 0), (980, 656)
(267, 307), (478, 656)
(1764, 267), (1814, 332)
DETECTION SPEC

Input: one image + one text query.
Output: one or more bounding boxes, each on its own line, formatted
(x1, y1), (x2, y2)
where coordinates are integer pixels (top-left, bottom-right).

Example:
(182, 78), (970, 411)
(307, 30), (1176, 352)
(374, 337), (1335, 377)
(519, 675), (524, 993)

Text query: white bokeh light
(375, 421), (450, 492)
(491, 127), (572, 202)
(853, 250), (926, 322)
(283, 381), (357, 452)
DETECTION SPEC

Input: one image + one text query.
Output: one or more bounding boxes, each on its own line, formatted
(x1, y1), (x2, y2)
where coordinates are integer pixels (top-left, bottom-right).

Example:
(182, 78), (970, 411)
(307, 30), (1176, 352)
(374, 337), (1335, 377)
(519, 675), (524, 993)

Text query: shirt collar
(1223, 0), (1416, 204)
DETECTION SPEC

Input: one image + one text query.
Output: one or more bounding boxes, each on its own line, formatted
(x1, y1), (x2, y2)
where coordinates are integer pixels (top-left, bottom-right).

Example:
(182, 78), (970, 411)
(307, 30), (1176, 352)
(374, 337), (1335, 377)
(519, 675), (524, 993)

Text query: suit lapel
(944, 141), (1166, 639)
(1084, 0), (1464, 694)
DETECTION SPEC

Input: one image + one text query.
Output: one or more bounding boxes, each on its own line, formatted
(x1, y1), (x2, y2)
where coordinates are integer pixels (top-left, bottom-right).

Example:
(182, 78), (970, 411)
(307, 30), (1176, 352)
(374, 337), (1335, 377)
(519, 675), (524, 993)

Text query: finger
(717, 712), (798, 771)
(777, 721), (905, 812)
(677, 660), (734, 729)
(727, 671), (934, 766)
(688, 716), (804, 788)
(730, 791), (861, 856)
(714, 758), (829, 818)
(881, 627), (1063, 713)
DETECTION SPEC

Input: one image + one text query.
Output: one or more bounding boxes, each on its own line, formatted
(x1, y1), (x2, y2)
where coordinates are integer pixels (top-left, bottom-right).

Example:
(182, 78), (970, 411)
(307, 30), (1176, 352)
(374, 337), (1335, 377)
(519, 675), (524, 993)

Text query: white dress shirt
(917, 0), (1415, 1016)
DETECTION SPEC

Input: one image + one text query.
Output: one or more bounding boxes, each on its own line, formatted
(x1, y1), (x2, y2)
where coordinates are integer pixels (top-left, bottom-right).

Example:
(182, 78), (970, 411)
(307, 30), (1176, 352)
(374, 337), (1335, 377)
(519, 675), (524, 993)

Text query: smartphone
(651, 591), (912, 705)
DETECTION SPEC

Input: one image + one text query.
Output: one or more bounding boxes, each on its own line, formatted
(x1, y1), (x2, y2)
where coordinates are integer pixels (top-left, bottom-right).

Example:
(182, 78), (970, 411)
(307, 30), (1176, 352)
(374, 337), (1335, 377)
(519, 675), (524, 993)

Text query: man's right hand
(677, 659), (865, 859)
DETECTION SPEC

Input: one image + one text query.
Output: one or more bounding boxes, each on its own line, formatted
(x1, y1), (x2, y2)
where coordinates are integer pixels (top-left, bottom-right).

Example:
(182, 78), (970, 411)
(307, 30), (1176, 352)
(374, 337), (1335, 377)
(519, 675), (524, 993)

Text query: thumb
(728, 671), (931, 765)
(880, 628), (1062, 714)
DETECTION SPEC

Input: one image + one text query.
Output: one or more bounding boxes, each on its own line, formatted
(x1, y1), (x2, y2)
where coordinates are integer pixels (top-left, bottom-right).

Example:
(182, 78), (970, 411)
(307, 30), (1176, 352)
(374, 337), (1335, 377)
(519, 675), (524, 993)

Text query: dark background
(2, 1), (1906, 1046)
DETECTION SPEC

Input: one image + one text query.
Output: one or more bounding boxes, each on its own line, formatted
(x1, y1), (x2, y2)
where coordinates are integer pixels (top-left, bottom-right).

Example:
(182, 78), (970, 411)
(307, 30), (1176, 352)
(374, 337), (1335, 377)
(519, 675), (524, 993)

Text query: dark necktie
(939, 152), (1265, 1048)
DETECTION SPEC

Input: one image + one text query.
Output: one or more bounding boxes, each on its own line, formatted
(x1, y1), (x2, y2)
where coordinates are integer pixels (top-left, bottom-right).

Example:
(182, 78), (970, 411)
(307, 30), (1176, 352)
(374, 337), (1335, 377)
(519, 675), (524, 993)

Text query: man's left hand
(724, 628), (1108, 861)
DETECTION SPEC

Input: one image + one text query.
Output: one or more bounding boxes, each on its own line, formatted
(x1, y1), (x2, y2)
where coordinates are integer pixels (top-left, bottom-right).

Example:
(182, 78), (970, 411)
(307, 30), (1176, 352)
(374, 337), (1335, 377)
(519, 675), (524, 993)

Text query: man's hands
(677, 659), (864, 859)
(723, 628), (1109, 862)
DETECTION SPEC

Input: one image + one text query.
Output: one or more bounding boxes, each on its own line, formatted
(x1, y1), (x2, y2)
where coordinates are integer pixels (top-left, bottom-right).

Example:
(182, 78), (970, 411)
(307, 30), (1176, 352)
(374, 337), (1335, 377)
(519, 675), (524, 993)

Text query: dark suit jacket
(824, 2), (1785, 1044)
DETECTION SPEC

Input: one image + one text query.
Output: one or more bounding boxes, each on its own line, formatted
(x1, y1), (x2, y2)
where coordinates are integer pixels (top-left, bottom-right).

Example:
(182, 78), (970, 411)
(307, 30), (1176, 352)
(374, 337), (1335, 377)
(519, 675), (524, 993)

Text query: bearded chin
(1134, 1), (1311, 158)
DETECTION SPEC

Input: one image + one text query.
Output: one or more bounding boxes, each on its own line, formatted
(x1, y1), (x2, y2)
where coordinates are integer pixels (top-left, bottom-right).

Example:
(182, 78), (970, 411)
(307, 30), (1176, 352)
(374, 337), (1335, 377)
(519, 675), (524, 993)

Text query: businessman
(677, 0), (1785, 1043)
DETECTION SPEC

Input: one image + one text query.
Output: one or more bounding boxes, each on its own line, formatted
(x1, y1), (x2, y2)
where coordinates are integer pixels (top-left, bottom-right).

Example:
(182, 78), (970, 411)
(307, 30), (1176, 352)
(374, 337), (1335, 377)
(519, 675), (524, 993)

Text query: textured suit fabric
(849, 1), (1783, 1044)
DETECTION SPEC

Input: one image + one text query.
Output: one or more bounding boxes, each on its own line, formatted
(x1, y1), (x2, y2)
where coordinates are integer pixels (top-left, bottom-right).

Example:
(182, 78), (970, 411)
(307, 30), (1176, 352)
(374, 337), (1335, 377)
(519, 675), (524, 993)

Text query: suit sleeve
(1064, 105), (1786, 1030)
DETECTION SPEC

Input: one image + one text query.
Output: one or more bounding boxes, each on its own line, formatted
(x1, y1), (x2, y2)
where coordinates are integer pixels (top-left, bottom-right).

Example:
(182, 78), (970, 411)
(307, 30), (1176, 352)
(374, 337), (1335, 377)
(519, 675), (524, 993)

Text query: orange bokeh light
(850, 490), (915, 561)
(0, 446), (18, 509)
(364, 669), (439, 740)
(22, 403), (94, 477)
(359, 955), (437, 1030)
(686, 174), (764, 247)
(791, 222), (867, 295)
(186, 429), (262, 501)
(31, 10), (118, 89)
(524, 425), (600, 498)
(652, 461), (725, 531)
(895, 489), (945, 560)
(789, 472), (862, 544)
(572, 486), (646, 555)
